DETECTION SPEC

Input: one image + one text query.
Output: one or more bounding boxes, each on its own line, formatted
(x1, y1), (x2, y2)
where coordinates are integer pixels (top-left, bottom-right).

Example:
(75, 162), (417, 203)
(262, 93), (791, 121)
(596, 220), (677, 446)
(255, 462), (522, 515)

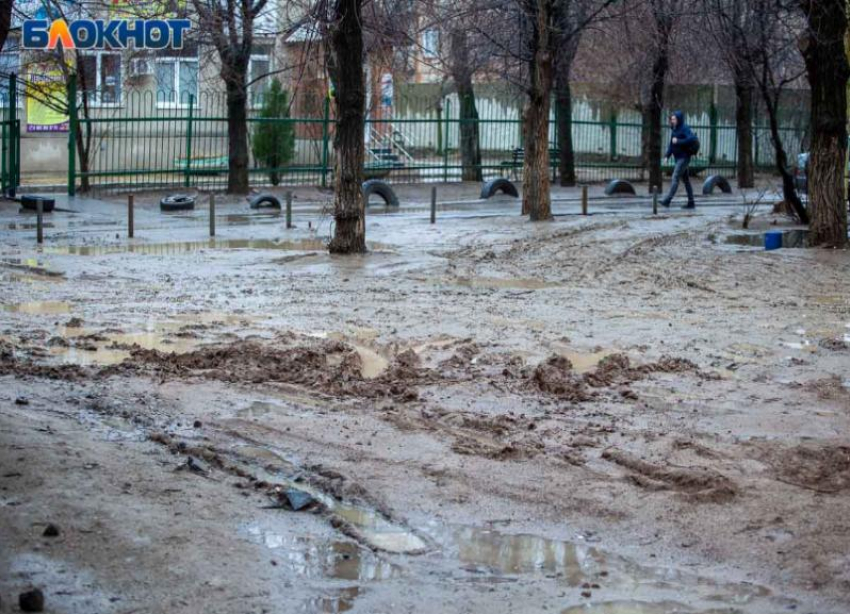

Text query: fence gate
(1, 73), (20, 197)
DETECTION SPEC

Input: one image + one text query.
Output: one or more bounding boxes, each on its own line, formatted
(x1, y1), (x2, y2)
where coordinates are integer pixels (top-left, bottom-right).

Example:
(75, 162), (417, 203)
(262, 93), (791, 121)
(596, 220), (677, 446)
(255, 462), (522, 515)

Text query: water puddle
(0, 258), (63, 278)
(560, 601), (712, 614)
(41, 238), (392, 256)
(333, 506), (427, 553)
(718, 230), (809, 249)
(3, 301), (72, 314)
(299, 587), (360, 613)
(244, 525), (400, 581)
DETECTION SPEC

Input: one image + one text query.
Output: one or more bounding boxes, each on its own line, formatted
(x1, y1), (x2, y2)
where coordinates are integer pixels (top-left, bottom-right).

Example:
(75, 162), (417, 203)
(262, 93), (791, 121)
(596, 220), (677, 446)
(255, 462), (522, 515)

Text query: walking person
(660, 111), (700, 209)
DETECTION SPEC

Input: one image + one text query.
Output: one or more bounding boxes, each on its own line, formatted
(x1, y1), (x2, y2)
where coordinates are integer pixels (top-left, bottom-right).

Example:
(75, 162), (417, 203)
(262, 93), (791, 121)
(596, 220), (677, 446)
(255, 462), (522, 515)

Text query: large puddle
(3, 300), (72, 314)
(40, 238), (393, 256)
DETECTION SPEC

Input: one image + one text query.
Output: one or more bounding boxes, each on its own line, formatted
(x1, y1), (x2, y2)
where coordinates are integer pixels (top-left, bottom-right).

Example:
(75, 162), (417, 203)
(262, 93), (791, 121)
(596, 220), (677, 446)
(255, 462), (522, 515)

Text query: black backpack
(688, 134), (701, 156)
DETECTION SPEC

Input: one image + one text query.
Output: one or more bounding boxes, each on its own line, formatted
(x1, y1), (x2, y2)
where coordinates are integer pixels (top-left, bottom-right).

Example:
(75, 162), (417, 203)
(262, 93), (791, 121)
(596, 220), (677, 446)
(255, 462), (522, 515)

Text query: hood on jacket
(671, 111), (686, 130)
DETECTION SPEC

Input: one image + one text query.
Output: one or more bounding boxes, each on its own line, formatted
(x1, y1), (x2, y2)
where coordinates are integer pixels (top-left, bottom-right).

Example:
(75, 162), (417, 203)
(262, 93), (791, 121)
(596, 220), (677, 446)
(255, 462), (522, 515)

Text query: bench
(500, 147), (561, 180)
(174, 155), (229, 177)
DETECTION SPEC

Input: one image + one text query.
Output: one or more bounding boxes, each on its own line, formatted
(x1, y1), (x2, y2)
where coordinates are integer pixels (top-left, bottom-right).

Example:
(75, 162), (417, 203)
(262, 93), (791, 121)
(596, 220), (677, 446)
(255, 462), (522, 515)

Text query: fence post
(581, 185), (588, 216)
(36, 199), (43, 244)
(209, 193), (215, 237)
(286, 190), (292, 229)
(435, 102), (443, 155)
(709, 102), (718, 164)
(652, 185), (658, 215)
(430, 185), (436, 224)
(442, 98), (450, 183)
(609, 111), (617, 162)
(8, 73), (16, 197)
(320, 95), (330, 188)
(184, 94), (195, 188)
(128, 194), (134, 238)
(1, 112), (6, 194)
(67, 73), (77, 197)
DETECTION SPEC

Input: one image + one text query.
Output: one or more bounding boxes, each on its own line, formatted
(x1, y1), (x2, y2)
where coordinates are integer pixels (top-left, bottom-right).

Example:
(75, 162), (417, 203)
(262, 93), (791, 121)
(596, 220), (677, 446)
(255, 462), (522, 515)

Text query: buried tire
(20, 195), (55, 213)
(248, 193), (282, 209)
(362, 180), (399, 208)
(160, 194), (196, 212)
(480, 178), (519, 199)
(702, 175), (732, 195)
(604, 179), (636, 196)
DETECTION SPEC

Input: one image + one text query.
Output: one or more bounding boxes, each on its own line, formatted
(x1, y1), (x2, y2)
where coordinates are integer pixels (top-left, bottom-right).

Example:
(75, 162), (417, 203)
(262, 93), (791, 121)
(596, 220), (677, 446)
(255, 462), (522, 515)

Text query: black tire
(604, 179), (636, 196)
(160, 194), (196, 212)
(362, 180), (399, 208)
(248, 193), (282, 209)
(20, 195), (55, 213)
(702, 175), (732, 195)
(480, 178), (519, 199)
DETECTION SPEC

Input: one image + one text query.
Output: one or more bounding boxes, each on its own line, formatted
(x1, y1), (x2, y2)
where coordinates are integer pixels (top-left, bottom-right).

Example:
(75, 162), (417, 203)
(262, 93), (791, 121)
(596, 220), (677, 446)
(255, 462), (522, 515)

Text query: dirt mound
(0, 339), (87, 381)
(106, 338), (426, 401)
(818, 338), (850, 352)
(805, 376), (850, 405)
(584, 353), (698, 387)
(526, 354), (593, 401)
(763, 444), (850, 494)
(602, 448), (738, 503)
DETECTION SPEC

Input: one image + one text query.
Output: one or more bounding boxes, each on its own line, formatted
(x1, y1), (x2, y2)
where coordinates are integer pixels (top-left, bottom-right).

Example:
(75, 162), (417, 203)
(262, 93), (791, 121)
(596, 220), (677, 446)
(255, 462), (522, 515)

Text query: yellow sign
(26, 65), (68, 133)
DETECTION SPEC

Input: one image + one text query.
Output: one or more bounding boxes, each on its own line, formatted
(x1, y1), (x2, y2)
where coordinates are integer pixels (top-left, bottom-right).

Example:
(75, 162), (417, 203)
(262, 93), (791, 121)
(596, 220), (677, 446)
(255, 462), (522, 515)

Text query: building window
(156, 57), (198, 107)
(248, 51), (271, 108)
(80, 52), (122, 106)
(421, 30), (439, 58)
(0, 37), (20, 107)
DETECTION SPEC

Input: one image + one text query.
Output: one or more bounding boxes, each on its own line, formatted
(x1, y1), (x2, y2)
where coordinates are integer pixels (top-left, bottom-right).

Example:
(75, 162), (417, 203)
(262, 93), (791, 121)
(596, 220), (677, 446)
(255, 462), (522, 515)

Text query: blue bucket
(764, 232), (783, 251)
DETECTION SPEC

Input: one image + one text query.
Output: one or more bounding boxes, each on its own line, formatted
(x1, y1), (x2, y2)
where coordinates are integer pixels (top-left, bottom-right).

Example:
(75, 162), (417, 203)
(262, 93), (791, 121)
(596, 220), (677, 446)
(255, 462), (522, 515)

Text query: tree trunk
(457, 85), (483, 182)
(800, 0), (849, 247)
(226, 80), (250, 194)
(555, 68), (576, 186)
(733, 69), (755, 188)
(449, 31), (483, 182)
(522, 0), (554, 221)
(644, 47), (668, 193)
(327, 0), (367, 254)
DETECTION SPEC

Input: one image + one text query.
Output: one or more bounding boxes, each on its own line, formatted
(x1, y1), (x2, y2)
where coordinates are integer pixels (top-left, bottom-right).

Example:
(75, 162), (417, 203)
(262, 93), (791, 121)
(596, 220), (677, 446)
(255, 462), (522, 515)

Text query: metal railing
(24, 81), (809, 193)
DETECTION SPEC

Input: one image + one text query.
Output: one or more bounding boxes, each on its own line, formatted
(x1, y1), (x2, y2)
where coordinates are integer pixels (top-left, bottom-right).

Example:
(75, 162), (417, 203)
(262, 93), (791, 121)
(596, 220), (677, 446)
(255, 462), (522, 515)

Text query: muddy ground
(1, 183), (849, 614)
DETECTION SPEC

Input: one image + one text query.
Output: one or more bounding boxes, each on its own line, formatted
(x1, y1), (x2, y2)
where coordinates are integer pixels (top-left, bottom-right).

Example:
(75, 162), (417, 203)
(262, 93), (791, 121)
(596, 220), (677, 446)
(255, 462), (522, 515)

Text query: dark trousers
(662, 157), (694, 205)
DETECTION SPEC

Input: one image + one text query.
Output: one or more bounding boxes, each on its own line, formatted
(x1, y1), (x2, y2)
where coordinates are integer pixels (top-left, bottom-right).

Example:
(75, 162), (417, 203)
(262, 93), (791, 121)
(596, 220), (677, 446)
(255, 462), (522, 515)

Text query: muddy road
(1, 185), (849, 613)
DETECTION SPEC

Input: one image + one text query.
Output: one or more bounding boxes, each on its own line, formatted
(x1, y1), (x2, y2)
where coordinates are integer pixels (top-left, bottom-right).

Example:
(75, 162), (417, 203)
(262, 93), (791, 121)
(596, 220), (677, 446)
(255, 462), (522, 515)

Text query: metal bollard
(652, 186), (658, 215)
(128, 194), (134, 238)
(209, 193), (215, 237)
(581, 185), (588, 216)
(430, 185), (437, 224)
(286, 191), (293, 229)
(36, 199), (43, 245)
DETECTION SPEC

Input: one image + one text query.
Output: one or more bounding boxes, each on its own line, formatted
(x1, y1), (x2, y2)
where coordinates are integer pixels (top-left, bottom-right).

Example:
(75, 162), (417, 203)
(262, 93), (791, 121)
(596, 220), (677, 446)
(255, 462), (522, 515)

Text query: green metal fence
(66, 85), (808, 193)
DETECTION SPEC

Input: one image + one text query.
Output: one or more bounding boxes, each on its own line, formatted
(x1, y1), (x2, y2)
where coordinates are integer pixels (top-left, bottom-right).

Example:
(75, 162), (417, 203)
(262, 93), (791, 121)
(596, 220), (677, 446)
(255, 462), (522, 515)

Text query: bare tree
(798, 0), (848, 246)
(0, 0), (12, 53)
(702, 0), (757, 188)
(552, 0), (590, 186)
(191, 0), (270, 194)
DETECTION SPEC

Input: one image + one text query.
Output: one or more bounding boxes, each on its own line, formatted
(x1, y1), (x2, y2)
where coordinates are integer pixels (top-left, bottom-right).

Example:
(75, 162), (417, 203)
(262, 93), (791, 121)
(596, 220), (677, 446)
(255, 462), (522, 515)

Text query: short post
(36, 199), (43, 244)
(209, 193), (215, 237)
(652, 186), (658, 215)
(128, 194), (134, 238)
(430, 185), (437, 224)
(581, 185), (588, 216)
(285, 191), (293, 229)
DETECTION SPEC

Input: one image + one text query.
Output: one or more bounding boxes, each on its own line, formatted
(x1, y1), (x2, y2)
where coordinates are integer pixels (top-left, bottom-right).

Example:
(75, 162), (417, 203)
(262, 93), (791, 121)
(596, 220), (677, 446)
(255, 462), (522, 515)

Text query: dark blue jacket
(665, 111), (697, 161)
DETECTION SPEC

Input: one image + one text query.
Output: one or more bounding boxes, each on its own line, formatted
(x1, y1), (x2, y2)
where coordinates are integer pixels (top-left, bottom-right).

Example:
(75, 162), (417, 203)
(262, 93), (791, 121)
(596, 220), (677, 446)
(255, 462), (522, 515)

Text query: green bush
(252, 79), (295, 186)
